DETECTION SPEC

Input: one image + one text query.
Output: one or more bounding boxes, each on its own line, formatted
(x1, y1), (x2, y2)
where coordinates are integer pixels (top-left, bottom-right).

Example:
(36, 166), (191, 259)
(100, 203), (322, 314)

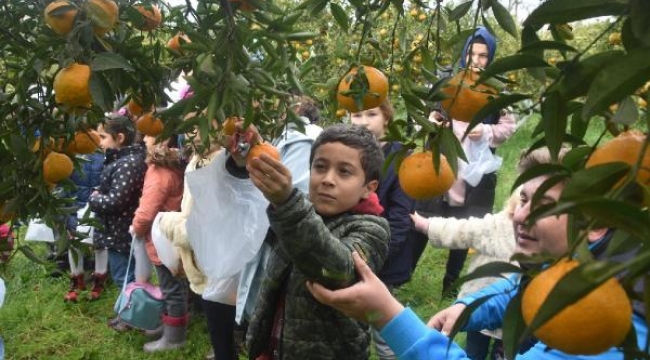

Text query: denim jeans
(108, 250), (134, 285)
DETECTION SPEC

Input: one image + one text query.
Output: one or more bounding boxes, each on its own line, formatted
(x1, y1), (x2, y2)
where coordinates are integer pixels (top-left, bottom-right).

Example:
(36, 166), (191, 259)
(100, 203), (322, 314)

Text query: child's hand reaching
(247, 154), (293, 206)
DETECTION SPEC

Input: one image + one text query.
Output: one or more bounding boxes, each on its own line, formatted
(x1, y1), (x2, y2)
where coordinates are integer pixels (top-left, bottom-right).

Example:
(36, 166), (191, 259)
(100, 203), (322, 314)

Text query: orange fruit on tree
(66, 131), (100, 154)
(608, 32), (622, 46)
(440, 69), (498, 123)
(337, 66), (389, 113)
(53, 63), (92, 114)
(585, 130), (650, 188)
(127, 97), (144, 117)
(521, 259), (632, 355)
(167, 33), (191, 54)
(246, 142), (280, 165)
(85, 0), (119, 36)
(0, 201), (15, 224)
(229, 0), (256, 11)
(222, 116), (238, 136)
(44, 0), (78, 35)
(133, 4), (162, 31)
(136, 113), (164, 136)
(43, 151), (74, 184)
(398, 151), (455, 200)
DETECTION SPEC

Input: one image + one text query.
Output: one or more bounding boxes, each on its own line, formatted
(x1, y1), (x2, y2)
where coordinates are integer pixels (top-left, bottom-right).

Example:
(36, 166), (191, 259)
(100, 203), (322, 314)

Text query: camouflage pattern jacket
(247, 189), (390, 360)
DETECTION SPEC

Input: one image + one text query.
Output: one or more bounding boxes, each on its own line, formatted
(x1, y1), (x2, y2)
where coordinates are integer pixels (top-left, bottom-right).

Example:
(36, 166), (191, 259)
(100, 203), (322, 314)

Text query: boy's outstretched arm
(307, 252), (470, 360)
(306, 251), (404, 329)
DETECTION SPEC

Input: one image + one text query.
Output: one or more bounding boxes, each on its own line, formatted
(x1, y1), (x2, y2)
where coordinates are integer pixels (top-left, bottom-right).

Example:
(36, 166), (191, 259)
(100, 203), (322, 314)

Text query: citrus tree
(1, 0), (649, 357)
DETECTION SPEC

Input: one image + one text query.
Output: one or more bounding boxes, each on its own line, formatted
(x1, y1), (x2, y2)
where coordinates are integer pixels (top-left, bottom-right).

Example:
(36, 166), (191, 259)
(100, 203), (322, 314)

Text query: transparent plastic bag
(151, 212), (180, 274)
(460, 137), (502, 187)
(186, 152), (270, 280)
(76, 203), (94, 245)
(24, 219), (55, 242)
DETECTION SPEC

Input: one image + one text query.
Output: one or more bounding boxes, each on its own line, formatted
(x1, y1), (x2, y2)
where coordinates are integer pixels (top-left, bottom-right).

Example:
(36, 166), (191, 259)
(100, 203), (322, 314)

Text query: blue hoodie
(459, 26), (497, 68)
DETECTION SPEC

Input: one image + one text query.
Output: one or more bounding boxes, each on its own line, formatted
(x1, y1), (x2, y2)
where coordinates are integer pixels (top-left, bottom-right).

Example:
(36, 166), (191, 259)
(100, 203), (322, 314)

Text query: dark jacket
(89, 144), (146, 253)
(64, 151), (104, 231)
(247, 190), (390, 360)
(376, 141), (416, 286)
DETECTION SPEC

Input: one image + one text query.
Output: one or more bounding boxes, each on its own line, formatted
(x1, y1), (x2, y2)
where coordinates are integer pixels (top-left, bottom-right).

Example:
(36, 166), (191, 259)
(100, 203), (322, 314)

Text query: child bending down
(245, 124), (391, 360)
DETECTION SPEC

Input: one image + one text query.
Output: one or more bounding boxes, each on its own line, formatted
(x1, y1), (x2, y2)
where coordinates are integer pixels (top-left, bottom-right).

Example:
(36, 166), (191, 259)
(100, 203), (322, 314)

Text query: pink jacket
(132, 164), (184, 265)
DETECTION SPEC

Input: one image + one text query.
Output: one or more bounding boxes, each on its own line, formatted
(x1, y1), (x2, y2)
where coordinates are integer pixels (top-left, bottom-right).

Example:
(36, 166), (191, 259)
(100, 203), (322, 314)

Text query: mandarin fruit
(398, 151), (455, 200)
(133, 4), (162, 31)
(521, 259), (632, 355)
(246, 142), (280, 165)
(85, 0), (118, 36)
(44, 1), (78, 35)
(440, 69), (498, 123)
(337, 66), (389, 113)
(67, 131), (100, 154)
(43, 151), (74, 184)
(53, 63), (92, 114)
(136, 113), (164, 136)
(585, 130), (650, 188)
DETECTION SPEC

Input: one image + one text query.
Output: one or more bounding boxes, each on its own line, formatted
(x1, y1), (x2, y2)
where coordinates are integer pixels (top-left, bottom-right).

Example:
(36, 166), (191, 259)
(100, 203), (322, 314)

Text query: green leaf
(456, 261), (523, 286)
(523, 0), (628, 30)
(448, 1), (473, 22)
(611, 96), (639, 125)
(282, 31), (320, 41)
(629, 0), (650, 47)
(491, 1), (518, 39)
(549, 50), (624, 101)
(479, 54), (550, 82)
(329, 3), (349, 32)
(541, 92), (567, 160)
(561, 163), (631, 201)
(91, 53), (134, 72)
(17, 245), (46, 265)
(502, 290), (528, 360)
(582, 47), (650, 120)
(512, 164), (569, 194)
(519, 40), (577, 54)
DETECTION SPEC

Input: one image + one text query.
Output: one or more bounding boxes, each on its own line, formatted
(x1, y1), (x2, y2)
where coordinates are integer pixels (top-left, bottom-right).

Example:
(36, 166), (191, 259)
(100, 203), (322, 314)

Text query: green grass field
(0, 114), (612, 359)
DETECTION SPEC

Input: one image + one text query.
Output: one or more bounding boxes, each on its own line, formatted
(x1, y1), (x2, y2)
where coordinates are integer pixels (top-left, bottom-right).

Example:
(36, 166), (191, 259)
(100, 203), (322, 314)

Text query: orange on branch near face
(585, 130), (650, 188)
(398, 151), (455, 200)
(337, 66), (389, 113)
(521, 259), (632, 355)
(440, 69), (498, 123)
(136, 113), (164, 136)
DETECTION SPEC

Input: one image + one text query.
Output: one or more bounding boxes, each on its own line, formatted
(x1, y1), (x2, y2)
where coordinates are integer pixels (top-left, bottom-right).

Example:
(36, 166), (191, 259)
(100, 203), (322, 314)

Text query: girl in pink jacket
(120, 134), (186, 352)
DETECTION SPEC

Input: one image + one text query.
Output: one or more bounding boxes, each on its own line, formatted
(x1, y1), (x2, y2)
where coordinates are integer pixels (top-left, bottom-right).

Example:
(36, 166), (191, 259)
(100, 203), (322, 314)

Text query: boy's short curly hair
(310, 124), (384, 183)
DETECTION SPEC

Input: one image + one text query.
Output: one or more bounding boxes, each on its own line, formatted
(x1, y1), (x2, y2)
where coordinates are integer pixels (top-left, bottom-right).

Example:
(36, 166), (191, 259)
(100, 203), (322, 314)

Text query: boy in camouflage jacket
(245, 124), (390, 360)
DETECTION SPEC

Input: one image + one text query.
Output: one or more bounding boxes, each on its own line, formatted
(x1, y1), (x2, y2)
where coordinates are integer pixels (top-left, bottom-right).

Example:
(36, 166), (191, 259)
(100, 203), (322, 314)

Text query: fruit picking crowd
(3, 24), (649, 360)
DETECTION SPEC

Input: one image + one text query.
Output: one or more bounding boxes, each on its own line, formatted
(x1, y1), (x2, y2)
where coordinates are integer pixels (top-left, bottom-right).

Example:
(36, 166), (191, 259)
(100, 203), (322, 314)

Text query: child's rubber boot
(89, 272), (107, 301)
(64, 274), (86, 302)
(143, 314), (188, 353)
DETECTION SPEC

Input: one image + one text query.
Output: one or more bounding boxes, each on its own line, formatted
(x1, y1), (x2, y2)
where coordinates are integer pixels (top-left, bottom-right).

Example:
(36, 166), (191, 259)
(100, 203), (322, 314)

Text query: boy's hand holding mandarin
(247, 154), (293, 205)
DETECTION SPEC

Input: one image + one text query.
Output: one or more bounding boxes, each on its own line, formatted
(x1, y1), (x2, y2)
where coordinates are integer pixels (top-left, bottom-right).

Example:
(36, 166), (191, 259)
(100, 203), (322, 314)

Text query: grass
(0, 113), (612, 359)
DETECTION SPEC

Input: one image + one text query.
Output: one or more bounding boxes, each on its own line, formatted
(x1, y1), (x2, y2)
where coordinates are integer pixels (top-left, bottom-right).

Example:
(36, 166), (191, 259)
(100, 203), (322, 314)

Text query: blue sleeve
(280, 139), (312, 194)
(455, 276), (519, 331)
(380, 308), (470, 360)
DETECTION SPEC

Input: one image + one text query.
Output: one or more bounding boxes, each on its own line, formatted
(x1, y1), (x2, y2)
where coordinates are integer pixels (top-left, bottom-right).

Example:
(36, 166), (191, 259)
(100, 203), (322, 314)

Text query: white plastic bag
(152, 212), (180, 274)
(460, 136), (502, 187)
(24, 219), (55, 243)
(76, 203), (94, 245)
(186, 151), (270, 280)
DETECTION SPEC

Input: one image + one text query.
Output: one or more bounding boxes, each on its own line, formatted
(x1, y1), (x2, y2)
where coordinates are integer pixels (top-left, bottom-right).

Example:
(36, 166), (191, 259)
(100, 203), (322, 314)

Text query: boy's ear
(362, 179), (379, 199)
